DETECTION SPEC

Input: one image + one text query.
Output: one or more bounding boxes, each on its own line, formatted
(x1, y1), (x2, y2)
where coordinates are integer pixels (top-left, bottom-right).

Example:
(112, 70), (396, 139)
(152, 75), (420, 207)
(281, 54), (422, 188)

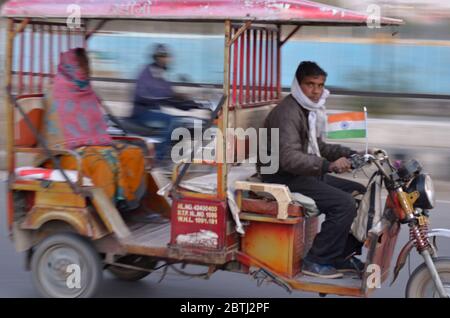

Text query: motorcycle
(349, 150), (450, 298)
(106, 97), (214, 166)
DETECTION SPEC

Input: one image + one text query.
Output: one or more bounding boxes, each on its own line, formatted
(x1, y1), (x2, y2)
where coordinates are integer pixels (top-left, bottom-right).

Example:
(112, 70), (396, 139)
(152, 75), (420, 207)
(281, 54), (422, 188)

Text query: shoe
(302, 259), (343, 279)
(334, 256), (365, 273)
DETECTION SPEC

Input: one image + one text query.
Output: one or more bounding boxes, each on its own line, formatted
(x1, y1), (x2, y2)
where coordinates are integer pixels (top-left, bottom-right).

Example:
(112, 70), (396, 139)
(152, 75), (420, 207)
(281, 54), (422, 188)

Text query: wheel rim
(37, 244), (90, 298)
(419, 272), (450, 298)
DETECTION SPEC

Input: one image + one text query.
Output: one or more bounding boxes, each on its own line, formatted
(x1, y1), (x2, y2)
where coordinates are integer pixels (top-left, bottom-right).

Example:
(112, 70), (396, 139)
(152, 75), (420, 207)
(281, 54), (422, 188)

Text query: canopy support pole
(228, 21), (252, 46)
(217, 20), (233, 199)
(85, 19), (108, 40)
(14, 18), (30, 35)
(280, 25), (301, 47)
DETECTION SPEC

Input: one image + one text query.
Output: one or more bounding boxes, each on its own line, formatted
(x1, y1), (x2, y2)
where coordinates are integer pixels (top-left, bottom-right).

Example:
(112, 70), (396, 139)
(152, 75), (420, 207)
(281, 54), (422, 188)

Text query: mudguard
(391, 228), (450, 285)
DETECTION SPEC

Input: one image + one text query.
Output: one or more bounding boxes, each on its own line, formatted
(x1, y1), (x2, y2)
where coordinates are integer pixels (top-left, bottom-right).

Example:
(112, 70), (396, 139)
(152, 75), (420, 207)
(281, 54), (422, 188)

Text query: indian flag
(327, 111), (367, 139)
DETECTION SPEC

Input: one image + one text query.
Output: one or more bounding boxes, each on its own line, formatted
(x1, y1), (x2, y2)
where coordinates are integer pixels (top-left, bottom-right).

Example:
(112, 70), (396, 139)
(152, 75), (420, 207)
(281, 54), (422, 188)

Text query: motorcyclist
(131, 43), (202, 161)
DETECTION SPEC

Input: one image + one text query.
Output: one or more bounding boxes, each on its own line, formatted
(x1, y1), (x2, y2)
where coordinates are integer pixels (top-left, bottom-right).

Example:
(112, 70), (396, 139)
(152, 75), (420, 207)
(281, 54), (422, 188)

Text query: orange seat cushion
(14, 108), (43, 147)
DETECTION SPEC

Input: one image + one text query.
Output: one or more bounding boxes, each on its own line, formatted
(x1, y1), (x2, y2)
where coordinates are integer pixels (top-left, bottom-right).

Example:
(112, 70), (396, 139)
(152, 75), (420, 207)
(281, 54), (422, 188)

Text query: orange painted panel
(35, 190), (86, 208)
(241, 218), (304, 278)
(14, 108), (43, 147)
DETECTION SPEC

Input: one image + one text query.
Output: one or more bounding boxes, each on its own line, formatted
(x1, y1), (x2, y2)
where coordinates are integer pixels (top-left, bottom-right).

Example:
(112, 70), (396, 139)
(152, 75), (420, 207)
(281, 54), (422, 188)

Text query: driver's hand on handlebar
(328, 157), (352, 174)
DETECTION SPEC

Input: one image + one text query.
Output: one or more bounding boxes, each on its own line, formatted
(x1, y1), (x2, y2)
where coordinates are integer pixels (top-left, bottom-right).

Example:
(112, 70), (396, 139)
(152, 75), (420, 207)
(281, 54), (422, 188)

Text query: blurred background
(1, 0), (450, 181)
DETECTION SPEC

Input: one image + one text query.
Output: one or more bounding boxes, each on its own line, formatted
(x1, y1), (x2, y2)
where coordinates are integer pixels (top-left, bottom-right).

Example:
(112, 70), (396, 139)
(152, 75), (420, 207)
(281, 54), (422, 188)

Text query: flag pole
(363, 106), (369, 155)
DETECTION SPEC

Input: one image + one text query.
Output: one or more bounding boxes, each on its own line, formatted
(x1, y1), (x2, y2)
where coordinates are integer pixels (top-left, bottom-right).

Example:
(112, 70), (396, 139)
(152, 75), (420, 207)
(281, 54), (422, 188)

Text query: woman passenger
(42, 48), (150, 214)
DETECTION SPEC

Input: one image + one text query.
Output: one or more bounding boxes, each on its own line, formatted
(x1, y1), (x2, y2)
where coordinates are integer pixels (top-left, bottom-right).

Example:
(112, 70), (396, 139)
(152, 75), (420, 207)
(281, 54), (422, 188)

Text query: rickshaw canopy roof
(1, 0), (403, 26)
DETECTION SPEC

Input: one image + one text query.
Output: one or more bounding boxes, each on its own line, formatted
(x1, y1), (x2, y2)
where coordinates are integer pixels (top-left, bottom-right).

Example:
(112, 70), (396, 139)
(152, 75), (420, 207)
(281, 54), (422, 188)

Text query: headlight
(409, 174), (435, 209)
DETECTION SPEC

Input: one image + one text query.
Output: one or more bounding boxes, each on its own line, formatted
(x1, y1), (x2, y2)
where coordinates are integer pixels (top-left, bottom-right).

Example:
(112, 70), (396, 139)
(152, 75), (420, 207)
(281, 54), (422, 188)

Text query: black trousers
(263, 173), (366, 264)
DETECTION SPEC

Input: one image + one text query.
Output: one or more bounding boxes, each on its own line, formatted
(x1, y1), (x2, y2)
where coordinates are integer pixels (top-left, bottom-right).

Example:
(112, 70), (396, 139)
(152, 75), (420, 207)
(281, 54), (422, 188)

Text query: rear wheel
(31, 233), (102, 298)
(406, 257), (450, 298)
(107, 255), (157, 281)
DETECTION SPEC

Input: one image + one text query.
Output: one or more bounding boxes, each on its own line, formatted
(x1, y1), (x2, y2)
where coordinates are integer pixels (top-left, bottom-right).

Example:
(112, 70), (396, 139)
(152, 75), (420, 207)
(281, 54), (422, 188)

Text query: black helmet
(152, 43), (170, 60)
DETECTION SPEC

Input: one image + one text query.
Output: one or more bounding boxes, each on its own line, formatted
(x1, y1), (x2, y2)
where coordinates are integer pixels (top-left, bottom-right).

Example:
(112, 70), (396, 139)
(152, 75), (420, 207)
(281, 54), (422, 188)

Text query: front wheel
(406, 257), (450, 298)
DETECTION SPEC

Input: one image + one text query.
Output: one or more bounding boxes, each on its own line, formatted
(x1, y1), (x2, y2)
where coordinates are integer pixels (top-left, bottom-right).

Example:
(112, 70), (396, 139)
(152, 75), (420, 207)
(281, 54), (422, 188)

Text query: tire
(405, 257), (450, 298)
(31, 233), (102, 298)
(107, 255), (157, 281)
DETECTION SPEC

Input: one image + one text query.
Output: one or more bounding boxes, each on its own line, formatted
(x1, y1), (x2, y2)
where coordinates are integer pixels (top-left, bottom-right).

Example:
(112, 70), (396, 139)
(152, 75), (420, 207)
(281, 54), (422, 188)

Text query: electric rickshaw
(1, 0), (450, 298)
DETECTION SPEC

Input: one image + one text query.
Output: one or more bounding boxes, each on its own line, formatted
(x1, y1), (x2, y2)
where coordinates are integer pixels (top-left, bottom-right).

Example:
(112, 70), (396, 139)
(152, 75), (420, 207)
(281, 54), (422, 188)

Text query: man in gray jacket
(258, 61), (366, 279)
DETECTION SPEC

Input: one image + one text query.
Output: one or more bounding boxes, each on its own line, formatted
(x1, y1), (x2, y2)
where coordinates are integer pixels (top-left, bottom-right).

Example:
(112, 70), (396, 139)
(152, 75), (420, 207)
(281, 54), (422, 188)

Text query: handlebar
(350, 153), (374, 170)
(349, 149), (394, 181)
(350, 149), (389, 170)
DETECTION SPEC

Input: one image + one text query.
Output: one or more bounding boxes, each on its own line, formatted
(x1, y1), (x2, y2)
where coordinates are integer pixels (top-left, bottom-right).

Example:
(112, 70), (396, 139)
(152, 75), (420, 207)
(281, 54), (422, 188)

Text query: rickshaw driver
(259, 62), (366, 279)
